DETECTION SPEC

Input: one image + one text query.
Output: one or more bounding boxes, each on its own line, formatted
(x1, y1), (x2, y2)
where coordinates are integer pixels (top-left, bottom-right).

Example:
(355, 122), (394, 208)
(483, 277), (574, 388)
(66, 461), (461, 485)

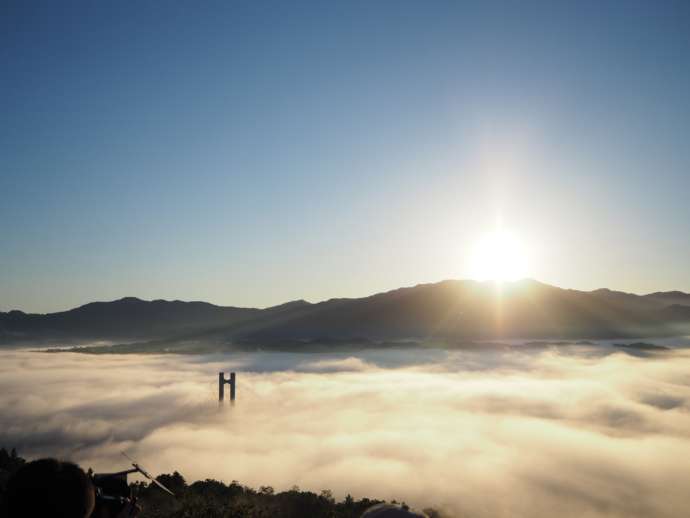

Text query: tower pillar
(219, 372), (236, 402)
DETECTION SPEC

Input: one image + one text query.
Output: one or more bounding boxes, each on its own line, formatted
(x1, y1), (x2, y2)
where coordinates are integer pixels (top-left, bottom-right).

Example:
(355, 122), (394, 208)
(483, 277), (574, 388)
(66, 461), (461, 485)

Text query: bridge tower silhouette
(218, 372), (236, 402)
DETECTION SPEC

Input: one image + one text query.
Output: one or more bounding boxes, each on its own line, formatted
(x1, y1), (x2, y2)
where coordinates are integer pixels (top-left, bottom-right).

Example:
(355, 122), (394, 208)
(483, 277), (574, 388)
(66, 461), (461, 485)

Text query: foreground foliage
(0, 449), (444, 517)
(132, 471), (383, 518)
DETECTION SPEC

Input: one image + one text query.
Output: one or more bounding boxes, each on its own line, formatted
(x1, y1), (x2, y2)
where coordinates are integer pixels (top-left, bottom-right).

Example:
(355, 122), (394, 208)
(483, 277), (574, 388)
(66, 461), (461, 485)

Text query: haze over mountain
(0, 297), (308, 345)
(2, 279), (690, 351)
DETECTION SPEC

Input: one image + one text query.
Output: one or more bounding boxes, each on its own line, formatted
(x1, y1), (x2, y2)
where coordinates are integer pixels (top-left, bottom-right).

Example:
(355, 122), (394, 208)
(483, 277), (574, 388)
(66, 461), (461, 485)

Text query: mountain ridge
(2, 280), (689, 349)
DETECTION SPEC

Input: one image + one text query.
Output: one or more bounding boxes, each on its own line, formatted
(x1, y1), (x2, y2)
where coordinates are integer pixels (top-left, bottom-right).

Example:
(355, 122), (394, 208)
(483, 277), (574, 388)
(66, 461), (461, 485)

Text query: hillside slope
(0, 298), (304, 345)
(231, 279), (690, 344)
(5, 280), (690, 349)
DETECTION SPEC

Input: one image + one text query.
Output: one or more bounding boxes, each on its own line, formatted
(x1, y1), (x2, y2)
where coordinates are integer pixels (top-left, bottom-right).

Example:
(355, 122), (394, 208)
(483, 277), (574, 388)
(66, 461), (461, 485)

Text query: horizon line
(3, 278), (688, 315)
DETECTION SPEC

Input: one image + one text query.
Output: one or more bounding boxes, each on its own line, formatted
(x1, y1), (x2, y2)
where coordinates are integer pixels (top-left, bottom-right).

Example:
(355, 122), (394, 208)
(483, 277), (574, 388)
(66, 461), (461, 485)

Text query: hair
(2, 458), (94, 518)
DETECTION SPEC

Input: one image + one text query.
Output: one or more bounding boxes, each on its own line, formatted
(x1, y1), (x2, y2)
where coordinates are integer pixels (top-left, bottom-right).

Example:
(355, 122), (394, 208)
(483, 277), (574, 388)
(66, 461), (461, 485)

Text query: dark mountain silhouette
(0, 297), (307, 345)
(644, 290), (690, 306)
(3, 280), (690, 350)
(229, 279), (690, 346)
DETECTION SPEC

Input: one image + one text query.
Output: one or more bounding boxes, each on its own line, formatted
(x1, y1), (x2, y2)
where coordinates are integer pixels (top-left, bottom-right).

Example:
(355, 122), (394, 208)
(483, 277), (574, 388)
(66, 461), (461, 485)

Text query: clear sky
(2, 1), (690, 313)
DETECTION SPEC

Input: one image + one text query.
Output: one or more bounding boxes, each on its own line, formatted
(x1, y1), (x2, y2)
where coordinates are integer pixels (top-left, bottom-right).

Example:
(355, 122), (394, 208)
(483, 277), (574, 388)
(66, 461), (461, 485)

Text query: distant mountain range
(2, 280), (690, 351)
(0, 296), (308, 346)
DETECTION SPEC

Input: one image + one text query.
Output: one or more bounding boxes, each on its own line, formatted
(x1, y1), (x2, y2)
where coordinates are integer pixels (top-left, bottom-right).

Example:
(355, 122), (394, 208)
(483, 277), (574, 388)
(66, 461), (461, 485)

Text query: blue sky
(2, 1), (690, 312)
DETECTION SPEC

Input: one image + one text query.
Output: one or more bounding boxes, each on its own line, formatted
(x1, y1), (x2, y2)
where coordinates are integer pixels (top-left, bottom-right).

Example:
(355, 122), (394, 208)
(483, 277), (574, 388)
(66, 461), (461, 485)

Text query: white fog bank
(1, 347), (689, 518)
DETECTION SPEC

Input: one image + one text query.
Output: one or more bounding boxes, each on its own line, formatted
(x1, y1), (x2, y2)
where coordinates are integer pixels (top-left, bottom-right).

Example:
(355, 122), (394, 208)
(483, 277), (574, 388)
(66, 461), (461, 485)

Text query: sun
(470, 231), (528, 282)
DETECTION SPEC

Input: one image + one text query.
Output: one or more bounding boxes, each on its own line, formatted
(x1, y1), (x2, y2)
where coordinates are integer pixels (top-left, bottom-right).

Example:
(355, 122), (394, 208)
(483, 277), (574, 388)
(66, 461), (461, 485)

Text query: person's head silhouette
(2, 458), (95, 518)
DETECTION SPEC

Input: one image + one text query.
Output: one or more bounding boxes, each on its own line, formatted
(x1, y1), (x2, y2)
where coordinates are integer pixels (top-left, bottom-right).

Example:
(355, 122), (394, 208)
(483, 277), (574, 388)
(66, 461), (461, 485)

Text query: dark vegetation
(3, 279), (690, 351)
(0, 449), (444, 518)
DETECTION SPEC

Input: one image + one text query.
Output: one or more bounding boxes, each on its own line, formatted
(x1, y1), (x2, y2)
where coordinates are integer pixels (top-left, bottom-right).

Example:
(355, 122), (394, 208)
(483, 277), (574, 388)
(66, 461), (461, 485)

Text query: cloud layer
(1, 346), (689, 517)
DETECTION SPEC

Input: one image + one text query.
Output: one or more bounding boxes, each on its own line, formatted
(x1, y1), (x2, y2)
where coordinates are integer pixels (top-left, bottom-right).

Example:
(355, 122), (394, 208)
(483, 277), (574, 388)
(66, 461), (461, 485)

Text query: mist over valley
(3, 280), (690, 354)
(1, 345), (689, 517)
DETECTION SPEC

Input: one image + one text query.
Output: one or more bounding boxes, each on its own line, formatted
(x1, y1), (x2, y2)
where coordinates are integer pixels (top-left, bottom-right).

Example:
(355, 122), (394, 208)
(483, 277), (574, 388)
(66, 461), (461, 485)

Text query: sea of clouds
(1, 345), (689, 517)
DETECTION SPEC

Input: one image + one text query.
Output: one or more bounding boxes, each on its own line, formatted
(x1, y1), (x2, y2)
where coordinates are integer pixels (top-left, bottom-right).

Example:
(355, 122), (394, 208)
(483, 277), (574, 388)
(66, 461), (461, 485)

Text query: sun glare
(470, 231), (528, 282)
